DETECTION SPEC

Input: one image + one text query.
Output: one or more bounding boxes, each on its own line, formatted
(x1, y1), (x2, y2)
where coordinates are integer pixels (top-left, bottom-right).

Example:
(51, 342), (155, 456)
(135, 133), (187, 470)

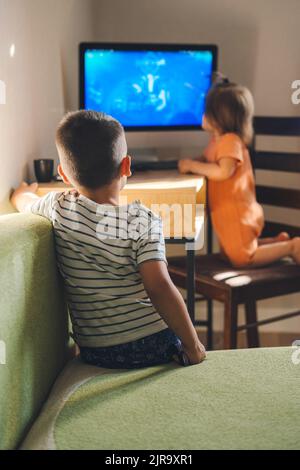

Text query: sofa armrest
(0, 214), (70, 449)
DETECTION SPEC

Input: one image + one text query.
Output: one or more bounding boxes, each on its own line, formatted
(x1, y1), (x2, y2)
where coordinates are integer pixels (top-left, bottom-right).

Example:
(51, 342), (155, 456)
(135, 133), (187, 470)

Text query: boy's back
(27, 189), (168, 347)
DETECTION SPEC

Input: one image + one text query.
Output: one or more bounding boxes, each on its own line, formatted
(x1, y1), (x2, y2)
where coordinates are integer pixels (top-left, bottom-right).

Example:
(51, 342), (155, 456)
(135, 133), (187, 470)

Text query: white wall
(0, 0), (95, 214)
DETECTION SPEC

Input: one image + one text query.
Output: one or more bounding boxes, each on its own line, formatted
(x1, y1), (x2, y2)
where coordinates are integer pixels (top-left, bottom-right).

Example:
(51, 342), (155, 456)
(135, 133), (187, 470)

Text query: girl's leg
(258, 232), (290, 246)
(249, 237), (300, 267)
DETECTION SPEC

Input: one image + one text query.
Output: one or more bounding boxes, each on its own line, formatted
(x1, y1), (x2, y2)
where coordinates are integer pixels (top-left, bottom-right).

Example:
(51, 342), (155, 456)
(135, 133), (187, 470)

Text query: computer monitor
(79, 43), (218, 132)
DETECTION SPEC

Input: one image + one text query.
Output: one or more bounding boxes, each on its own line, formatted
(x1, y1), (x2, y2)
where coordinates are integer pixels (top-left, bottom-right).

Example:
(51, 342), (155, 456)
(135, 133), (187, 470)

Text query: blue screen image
(84, 49), (213, 127)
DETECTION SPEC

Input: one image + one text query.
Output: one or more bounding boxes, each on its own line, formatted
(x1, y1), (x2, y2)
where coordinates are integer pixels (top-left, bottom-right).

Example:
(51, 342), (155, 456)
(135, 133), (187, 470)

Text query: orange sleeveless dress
(204, 133), (264, 266)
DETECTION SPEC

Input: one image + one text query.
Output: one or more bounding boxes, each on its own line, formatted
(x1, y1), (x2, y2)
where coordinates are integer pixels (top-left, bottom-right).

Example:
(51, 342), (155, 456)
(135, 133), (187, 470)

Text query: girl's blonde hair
(205, 75), (254, 146)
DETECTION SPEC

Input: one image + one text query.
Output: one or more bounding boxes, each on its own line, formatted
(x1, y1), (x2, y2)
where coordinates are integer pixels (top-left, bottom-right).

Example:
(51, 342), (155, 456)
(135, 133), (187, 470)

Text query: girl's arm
(178, 157), (237, 181)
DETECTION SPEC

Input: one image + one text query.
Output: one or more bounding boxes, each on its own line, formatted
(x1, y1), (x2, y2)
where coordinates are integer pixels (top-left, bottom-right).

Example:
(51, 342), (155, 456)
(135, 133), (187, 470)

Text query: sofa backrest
(0, 213), (69, 449)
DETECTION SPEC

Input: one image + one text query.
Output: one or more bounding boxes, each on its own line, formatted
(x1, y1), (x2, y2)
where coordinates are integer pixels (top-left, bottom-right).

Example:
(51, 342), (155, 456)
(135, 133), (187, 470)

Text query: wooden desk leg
(186, 248), (195, 323)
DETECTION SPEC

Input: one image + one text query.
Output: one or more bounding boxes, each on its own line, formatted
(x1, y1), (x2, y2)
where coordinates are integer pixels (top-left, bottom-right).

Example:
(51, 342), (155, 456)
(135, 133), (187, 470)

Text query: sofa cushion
(21, 347), (300, 450)
(0, 214), (69, 449)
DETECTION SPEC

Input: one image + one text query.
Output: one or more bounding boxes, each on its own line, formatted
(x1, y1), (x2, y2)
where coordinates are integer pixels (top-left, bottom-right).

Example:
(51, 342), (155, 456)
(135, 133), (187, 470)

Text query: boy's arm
(139, 260), (206, 364)
(10, 182), (40, 212)
(178, 157), (237, 181)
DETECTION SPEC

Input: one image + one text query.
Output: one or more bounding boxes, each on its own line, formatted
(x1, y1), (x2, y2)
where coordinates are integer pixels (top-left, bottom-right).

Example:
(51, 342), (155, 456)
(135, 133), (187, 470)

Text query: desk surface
(38, 169), (205, 193)
(37, 170), (206, 241)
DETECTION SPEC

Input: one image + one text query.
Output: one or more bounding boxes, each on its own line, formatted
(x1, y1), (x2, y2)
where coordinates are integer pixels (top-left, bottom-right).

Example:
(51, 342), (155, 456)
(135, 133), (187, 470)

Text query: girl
(178, 76), (300, 267)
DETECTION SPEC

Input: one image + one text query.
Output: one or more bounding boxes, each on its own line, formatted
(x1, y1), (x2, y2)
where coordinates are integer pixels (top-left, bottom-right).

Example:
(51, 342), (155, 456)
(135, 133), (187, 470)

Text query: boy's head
(56, 110), (130, 189)
(203, 74), (254, 146)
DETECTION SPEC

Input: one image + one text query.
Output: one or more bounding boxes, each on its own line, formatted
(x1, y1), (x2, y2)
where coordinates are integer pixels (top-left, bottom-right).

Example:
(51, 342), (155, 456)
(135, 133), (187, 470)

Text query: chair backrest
(252, 116), (300, 238)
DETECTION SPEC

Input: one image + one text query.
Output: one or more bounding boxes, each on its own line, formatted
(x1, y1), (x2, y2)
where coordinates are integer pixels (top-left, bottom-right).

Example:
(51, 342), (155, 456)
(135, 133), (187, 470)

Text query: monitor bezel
(79, 42), (218, 132)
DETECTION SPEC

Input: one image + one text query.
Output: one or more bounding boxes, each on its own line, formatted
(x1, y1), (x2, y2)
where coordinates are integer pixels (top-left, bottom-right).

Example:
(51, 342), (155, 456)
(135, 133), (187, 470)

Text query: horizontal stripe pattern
(26, 190), (167, 347)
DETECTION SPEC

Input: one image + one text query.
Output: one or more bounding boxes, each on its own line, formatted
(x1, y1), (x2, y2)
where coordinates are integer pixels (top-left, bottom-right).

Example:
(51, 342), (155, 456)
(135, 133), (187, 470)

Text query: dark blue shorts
(80, 328), (188, 369)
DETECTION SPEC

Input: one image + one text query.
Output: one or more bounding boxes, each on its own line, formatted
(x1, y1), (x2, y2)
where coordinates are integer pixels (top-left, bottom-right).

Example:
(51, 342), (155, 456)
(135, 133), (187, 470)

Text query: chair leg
(245, 300), (260, 348)
(207, 299), (213, 350)
(223, 296), (238, 349)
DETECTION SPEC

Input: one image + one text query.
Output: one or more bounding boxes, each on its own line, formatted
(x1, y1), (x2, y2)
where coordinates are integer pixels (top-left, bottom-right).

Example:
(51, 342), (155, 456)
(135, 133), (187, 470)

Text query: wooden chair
(168, 116), (300, 349)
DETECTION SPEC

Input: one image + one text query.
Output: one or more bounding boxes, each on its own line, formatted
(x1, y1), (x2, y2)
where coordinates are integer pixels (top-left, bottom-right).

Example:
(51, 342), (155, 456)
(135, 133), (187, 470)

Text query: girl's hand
(178, 159), (193, 174)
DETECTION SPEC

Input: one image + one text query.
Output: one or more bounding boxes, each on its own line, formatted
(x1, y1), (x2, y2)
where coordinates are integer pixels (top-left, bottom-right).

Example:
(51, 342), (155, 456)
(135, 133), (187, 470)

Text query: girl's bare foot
(291, 237), (300, 264)
(276, 232), (290, 242)
(258, 232), (290, 246)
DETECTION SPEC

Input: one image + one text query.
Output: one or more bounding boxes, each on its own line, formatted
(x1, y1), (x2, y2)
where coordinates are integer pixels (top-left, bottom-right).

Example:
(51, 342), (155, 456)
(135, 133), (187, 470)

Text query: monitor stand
(129, 147), (159, 164)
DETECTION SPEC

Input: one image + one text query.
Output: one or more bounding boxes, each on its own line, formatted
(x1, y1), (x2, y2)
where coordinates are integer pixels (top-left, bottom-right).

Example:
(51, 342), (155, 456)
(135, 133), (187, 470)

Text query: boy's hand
(182, 340), (206, 365)
(10, 181), (38, 211)
(178, 159), (193, 174)
(11, 181), (38, 202)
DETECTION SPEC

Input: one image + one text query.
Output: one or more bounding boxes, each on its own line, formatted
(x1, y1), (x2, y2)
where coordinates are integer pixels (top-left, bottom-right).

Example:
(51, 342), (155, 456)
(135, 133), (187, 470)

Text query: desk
(37, 170), (206, 321)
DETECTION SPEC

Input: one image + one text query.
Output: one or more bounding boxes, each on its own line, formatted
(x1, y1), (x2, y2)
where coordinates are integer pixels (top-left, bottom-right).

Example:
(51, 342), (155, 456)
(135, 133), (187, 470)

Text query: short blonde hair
(205, 80), (254, 146)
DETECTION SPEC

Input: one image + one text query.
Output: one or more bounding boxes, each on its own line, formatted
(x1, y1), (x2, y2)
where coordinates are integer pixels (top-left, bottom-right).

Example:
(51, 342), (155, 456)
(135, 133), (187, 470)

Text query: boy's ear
(58, 164), (71, 185)
(120, 155), (132, 177)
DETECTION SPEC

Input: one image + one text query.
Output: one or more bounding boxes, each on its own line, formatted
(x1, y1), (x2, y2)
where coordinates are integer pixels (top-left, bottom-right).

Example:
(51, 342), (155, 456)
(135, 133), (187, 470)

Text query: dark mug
(34, 159), (54, 183)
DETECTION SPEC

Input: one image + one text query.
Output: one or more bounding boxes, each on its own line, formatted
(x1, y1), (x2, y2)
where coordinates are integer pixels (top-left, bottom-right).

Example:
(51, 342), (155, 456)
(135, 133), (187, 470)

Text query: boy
(11, 110), (205, 368)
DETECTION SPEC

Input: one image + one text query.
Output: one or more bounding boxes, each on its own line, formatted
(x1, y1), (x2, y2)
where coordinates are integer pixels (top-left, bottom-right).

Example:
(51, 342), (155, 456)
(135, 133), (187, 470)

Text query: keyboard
(131, 159), (179, 172)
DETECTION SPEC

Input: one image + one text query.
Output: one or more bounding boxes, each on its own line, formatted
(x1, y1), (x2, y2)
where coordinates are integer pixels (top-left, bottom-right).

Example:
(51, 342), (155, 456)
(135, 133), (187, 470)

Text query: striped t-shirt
(26, 190), (168, 347)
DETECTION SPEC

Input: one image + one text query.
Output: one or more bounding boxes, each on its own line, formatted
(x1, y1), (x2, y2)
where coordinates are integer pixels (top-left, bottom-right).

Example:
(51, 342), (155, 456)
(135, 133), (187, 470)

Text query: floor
(197, 328), (297, 350)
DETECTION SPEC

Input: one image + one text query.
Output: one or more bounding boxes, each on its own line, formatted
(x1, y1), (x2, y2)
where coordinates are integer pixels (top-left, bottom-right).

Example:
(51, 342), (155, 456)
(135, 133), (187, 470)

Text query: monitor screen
(79, 43), (217, 131)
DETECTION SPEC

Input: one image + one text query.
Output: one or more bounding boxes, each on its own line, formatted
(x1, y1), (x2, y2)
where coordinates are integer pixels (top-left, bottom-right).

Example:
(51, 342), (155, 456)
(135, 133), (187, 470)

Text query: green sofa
(0, 214), (299, 450)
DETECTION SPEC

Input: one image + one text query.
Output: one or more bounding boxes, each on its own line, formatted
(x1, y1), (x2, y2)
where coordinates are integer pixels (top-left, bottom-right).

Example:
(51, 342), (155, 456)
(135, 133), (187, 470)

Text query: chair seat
(168, 254), (300, 303)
